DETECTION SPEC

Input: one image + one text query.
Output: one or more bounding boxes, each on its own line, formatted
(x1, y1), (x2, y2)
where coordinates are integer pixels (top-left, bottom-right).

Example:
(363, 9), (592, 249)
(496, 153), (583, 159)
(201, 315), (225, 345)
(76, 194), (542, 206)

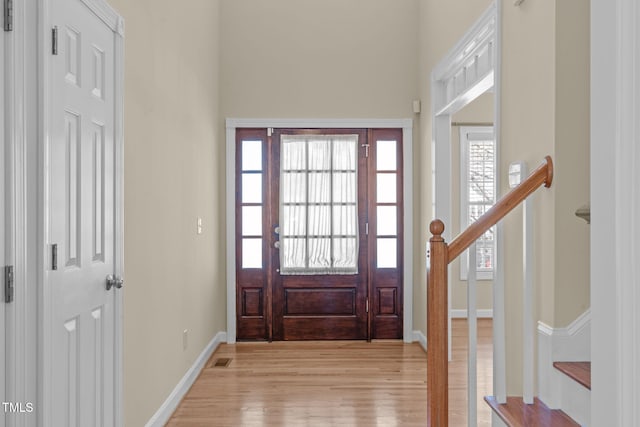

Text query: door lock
(106, 275), (124, 291)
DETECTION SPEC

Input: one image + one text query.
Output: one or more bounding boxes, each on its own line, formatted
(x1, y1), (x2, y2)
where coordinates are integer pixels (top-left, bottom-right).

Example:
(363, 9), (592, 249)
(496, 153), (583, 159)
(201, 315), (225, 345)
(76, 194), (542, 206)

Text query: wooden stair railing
(427, 156), (554, 426)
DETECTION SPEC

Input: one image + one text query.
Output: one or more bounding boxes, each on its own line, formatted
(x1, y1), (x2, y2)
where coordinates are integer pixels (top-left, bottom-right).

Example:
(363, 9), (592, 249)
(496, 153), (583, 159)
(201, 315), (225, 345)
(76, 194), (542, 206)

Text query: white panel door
(47, 0), (118, 425)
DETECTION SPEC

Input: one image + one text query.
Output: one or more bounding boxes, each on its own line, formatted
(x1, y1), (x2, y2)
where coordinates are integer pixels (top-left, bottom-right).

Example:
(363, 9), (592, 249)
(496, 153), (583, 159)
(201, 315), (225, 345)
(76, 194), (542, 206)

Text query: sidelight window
(240, 139), (264, 269)
(279, 135), (359, 275)
(375, 139), (399, 269)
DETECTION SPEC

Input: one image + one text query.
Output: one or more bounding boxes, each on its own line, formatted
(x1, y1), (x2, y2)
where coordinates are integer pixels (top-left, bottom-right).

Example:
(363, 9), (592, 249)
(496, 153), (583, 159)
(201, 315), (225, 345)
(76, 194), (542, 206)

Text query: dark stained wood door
(235, 129), (271, 340)
(367, 129), (404, 339)
(235, 128), (404, 341)
(271, 129), (369, 340)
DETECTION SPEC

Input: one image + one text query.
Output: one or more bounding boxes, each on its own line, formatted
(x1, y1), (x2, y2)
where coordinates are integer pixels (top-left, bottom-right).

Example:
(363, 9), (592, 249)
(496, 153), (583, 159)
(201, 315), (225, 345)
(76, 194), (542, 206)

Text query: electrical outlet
(183, 329), (188, 350)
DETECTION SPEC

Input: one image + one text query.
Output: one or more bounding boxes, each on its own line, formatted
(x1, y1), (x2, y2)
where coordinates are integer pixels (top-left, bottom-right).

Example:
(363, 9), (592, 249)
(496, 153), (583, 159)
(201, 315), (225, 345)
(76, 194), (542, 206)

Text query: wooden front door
(235, 128), (403, 341)
(271, 129), (369, 340)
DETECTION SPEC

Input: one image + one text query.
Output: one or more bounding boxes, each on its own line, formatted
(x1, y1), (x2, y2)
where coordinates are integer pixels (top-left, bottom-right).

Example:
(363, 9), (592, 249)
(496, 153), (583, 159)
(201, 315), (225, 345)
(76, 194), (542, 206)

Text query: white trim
(537, 311), (591, 360)
(522, 196), (534, 404)
(113, 14), (126, 427)
(491, 0), (506, 405)
(76, 0), (122, 34)
(547, 309), (591, 340)
(492, 414), (508, 427)
(431, 2), (497, 116)
(402, 125), (414, 343)
(450, 309), (493, 319)
(7, 0), (39, 425)
(413, 330), (427, 352)
(591, 0), (640, 425)
(38, 0), (53, 422)
(430, 4), (502, 400)
(145, 332), (227, 427)
(537, 311), (591, 424)
(537, 310), (591, 408)
(225, 118), (414, 343)
(225, 124), (236, 343)
(537, 322), (561, 409)
(1, 9), (7, 414)
(558, 373), (591, 427)
(226, 118), (413, 130)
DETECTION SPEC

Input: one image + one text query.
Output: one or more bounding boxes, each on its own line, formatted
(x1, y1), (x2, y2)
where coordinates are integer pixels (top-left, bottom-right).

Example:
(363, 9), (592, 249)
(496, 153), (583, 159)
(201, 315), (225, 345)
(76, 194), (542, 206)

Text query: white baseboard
(450, 309), (493, 318)
(537, 309), (590, 420)
(413, 330), (427, 351)
(145, 331), (227, 427)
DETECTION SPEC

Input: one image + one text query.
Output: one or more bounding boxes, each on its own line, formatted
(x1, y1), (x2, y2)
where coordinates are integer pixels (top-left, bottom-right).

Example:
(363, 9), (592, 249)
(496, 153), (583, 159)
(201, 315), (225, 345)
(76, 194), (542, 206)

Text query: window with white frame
(459, 126), (496, 280)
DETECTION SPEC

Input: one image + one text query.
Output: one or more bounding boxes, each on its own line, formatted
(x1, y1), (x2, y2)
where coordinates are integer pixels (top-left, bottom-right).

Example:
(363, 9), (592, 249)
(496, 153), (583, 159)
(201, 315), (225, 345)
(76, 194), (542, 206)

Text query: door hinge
(4, 265), (14, 303)
(52, 26), (58, 55)
(366, 298), (369, 313)
(365, 222), (369, 235)
(51, 243), (58, 270)
(4, 0), (13, 31)
(361, 143), (370, 158)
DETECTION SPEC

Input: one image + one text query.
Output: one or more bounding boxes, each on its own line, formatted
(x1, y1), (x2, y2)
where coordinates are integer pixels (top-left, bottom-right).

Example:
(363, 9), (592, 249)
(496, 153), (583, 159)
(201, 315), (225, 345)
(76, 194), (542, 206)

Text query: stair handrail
(448, 155), (554, 262)
(426, 155), (554, 426)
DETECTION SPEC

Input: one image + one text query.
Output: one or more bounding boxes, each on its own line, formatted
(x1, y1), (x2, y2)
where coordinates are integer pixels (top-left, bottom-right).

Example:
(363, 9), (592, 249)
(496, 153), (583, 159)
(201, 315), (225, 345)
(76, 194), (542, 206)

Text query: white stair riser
(559, 373), (590, 427)
(537, 310), (591, 426)
(492, 413), (508, 427)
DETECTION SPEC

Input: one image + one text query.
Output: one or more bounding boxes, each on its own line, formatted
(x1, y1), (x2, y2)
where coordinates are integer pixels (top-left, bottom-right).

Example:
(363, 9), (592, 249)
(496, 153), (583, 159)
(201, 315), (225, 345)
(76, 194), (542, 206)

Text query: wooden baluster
(427, 220), (448, 426)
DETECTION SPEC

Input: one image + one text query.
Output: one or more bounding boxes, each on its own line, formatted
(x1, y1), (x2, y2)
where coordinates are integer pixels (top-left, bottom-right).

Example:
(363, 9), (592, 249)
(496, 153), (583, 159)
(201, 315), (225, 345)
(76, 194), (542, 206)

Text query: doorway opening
(430, 0), (502, 395)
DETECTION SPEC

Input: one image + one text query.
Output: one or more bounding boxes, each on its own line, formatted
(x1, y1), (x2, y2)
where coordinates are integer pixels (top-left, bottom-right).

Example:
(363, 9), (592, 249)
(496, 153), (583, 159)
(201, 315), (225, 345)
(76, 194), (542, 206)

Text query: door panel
(235, 129), (270, 340)
(285, 288), (355, 315)
(368, 129), (403, 339)
(272, 129), (368, 341)
(48, 1), (117, 425)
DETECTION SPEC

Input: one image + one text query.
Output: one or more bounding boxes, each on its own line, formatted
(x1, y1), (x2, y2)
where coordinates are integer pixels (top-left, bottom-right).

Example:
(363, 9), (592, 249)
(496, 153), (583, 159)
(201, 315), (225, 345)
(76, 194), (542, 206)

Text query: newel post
(427, 219), (448, 426)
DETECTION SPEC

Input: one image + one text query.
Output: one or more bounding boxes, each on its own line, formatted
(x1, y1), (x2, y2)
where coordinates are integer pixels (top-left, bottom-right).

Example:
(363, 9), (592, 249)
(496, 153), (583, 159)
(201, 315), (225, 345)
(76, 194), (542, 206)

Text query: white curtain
(280, 134), (359, 275)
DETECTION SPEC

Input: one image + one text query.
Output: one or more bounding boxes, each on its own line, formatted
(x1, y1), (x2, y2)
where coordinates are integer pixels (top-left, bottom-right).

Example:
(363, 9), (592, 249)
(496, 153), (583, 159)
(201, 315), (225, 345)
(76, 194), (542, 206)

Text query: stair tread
(553, 361), (591, 390)
(485, 396), (580, 427)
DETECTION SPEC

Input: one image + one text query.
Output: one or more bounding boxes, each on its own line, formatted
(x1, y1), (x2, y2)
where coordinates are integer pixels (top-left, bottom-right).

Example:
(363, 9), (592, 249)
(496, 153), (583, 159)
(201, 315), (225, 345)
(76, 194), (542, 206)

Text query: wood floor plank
(166, 319), (493, 426)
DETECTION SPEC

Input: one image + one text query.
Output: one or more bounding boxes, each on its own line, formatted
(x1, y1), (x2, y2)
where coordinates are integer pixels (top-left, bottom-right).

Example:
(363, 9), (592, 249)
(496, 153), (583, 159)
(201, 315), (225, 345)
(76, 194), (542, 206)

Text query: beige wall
(106, 1), (224, 426)
(451, 93), (495, 312)
(220, 0), (419, 119)
(501, 0), (557, 393)
(500, 0), (590, 392)
(220, 0), (421, 339)
(554, 0), (590, 326)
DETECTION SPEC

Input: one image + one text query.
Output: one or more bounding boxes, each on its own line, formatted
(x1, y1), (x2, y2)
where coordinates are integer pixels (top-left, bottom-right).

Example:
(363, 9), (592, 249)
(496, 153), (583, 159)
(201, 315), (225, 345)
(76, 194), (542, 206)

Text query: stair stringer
(537, 309), (591, 425)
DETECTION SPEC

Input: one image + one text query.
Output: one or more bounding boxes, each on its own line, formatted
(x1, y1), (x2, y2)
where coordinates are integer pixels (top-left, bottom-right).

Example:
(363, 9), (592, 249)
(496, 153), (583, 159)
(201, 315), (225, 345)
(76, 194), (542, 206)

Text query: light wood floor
(167, 319), (493, 426)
